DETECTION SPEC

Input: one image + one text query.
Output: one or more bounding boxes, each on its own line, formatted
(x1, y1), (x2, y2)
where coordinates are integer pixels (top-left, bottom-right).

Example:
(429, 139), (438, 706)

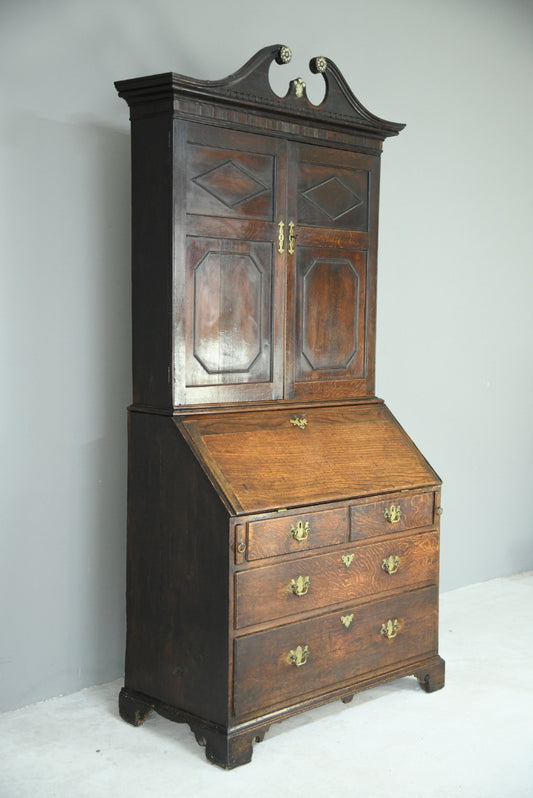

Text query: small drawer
(245, 507), (348, 561)
(350, 492), (435, 542)
(235, 531), (438, 628)
(233, 585), (438, 717)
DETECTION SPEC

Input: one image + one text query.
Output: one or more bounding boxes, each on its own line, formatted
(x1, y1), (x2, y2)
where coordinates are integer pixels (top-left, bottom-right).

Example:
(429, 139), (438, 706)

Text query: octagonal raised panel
(302, 259), (359, 370)
(194, 251), (263, 374)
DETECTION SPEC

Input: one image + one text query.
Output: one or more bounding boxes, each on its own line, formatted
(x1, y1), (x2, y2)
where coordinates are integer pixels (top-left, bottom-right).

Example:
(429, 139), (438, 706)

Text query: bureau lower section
(121, 409), (444, 769)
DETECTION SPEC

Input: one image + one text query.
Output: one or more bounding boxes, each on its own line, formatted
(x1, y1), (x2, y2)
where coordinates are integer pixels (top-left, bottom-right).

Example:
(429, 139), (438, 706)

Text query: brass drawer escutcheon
(384, 504), (402, 524)
(380, 619), (400, 639)
(288, 644), (309, 667)
(381, 555), (400, 575)
(341, 553), (354, 568)
(289, 575), (310, 596)
(341, 613), (354, 628)
(290, 520), (309, 542)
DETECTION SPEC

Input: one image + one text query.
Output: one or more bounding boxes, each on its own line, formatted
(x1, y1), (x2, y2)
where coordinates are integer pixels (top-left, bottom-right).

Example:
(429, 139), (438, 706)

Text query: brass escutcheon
(341, 553), (355, 568)
(384, 504), (402, 524)
(341, 613), (354, 628)
(381, 555), (400, 575)
(288, 221), (296, 255)
(288, 644), (309, 667)
(290, 416), (307, 430)
(290, 575), (310, 597)
(290, 520), (309, 542)
(381, 619), (400, 639)
(277, 220), (285, 254)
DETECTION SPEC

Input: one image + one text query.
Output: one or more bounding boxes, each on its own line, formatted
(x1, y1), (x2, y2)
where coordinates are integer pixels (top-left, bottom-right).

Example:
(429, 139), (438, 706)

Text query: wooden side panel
(130, 115), (173, 409)
(234, 585), (439, 718)
(125, 411), (231, 725)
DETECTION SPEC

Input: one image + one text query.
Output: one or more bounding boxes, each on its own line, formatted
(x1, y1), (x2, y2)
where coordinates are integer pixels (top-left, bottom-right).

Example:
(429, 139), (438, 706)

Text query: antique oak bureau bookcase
(115, 45), (445, 769)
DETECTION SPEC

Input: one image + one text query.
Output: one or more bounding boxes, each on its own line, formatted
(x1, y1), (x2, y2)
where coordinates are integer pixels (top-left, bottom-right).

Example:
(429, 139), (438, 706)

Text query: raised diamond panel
(302, 177), (363, 221)
(192, 160), (268, 209)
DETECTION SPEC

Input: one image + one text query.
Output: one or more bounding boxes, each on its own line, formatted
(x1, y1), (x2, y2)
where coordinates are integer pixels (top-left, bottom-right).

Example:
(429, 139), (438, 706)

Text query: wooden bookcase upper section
(115, 44), (404, 411)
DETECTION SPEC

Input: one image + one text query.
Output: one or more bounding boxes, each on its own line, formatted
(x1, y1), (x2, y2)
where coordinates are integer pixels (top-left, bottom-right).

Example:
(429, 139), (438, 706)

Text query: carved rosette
(276, 45), (292, 64)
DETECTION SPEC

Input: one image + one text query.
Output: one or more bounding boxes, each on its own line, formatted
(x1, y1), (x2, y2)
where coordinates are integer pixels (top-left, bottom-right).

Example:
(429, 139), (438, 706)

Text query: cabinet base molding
(119, 656), (445, 769)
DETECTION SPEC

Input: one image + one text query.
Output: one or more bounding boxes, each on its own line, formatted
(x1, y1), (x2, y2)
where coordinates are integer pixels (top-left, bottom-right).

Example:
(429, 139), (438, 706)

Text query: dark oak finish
(115, 45), (443, 768)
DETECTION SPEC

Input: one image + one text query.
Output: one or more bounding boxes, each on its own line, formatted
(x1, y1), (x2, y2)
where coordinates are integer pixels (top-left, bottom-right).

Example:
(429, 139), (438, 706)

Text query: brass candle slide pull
(289, 575), (310, 596)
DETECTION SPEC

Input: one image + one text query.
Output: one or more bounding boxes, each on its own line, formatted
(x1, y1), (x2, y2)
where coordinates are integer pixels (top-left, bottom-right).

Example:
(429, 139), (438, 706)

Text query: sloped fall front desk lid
(176, 402), (440, 515)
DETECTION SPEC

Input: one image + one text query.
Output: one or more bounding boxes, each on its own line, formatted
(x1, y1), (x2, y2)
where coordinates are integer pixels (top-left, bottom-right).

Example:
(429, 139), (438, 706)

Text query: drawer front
(351, 492), (435, 542)
(246, 507), (348, 561)
(234, 585), (438, 717)
(235, 531), (438, 628)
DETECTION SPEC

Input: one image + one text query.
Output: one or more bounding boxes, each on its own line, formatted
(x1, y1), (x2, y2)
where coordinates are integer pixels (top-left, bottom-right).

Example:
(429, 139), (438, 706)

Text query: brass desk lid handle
(288, 644), (309, 667)
(382, 555), (400, 575)
(290, 520), (309, 542)
(384, 504), (402, 524)
(290, 575), (310, 596)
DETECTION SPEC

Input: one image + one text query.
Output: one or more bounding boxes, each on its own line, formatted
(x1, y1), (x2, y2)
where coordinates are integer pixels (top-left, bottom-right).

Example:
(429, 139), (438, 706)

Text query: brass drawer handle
(384, 504), (402, 524)
(290, 575), (310, 596)
(290, 520), (309, 542)
(288, 644), (309, 667)
(381, 555), (400, 575)
(381, 619), (400, 639)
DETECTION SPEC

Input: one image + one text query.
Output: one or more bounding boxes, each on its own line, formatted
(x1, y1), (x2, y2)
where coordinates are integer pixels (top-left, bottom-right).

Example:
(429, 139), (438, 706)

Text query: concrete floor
(1, 571), (532, 798)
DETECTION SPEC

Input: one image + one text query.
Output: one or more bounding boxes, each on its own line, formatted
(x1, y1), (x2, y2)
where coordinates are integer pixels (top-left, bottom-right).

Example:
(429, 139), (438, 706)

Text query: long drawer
(235, 531), (438, 628)
(233, 585), (439, 717)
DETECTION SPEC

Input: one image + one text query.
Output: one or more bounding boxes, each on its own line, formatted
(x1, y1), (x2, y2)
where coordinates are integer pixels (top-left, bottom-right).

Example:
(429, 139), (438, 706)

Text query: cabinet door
(175, 122), (286, 405)
(286, 144), (379, 400)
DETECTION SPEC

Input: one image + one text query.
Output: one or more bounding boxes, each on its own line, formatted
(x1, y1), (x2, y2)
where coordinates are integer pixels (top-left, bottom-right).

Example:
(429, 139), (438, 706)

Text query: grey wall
(1, 0), (532, 713)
